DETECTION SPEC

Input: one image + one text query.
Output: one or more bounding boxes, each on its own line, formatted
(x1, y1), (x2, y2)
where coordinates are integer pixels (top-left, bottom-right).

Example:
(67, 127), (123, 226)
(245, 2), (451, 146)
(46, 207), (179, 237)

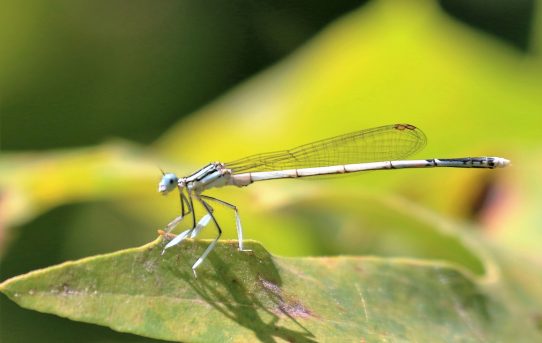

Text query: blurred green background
(1, 0), (541, 341)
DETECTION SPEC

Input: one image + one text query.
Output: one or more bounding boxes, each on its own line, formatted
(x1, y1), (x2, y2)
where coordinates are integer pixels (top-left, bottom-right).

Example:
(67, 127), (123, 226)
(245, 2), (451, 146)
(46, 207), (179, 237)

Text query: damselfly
(158, 124), (509, 276)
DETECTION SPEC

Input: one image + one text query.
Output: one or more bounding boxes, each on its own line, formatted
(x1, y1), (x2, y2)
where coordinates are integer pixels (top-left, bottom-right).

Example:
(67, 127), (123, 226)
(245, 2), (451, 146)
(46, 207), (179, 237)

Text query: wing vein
(225, 124), (427, 173)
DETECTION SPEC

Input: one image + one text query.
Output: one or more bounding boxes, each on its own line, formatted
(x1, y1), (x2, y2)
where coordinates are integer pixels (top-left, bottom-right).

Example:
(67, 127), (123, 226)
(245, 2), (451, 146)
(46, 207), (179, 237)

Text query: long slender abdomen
(227, 157), (509, 187)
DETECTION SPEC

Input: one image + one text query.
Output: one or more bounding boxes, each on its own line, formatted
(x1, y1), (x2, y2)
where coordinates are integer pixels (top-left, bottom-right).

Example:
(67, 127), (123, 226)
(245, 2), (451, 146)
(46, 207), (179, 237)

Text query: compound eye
(169, 179), (174, 184)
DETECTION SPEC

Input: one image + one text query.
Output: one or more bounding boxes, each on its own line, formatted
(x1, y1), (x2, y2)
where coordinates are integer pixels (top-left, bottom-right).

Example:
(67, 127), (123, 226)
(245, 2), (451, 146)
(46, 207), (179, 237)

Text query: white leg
(191, 198), (221, 278)
(162, 228), (192, 254)
(200, 195), (252, 252)
(191, 237), (219, 278)
(162, 213), (212, 254)
(190, 213), (212, 238)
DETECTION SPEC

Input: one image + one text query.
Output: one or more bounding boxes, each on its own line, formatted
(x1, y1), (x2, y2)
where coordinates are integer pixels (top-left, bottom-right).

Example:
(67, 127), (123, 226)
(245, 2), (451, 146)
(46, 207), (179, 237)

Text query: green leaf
(1, 238), (539, 342)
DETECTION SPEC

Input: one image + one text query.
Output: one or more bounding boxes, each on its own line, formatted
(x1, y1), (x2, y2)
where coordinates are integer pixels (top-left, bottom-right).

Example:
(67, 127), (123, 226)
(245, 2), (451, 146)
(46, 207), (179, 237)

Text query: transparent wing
(225, 124), (427, 173)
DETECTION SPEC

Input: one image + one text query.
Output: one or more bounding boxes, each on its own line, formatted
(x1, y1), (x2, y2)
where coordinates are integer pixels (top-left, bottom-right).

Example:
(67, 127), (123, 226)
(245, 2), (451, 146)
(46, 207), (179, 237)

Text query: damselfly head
(158, 173), (178, 194)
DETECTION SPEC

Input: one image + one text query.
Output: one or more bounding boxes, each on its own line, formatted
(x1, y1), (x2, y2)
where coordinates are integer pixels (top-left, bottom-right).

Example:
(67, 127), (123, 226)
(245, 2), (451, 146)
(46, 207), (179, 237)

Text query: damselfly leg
(165, 191), (193, 233)
(190, 197), (222, 278)
(162, 212), (212, 253)
(200, 195), (252, 252)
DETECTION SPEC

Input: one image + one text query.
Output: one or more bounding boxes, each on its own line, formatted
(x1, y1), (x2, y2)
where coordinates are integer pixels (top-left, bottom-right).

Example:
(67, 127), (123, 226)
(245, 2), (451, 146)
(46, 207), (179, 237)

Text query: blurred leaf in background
(1, 0), (541, 342)
(0, 0), (365, 150)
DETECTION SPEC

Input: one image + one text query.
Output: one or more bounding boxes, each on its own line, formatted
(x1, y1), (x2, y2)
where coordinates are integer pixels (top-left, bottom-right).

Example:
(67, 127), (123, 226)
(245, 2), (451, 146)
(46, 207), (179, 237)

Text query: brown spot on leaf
(278, 301), (312, 318)
(259, 277), (281, 296)
(259, 276), (312, 318)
